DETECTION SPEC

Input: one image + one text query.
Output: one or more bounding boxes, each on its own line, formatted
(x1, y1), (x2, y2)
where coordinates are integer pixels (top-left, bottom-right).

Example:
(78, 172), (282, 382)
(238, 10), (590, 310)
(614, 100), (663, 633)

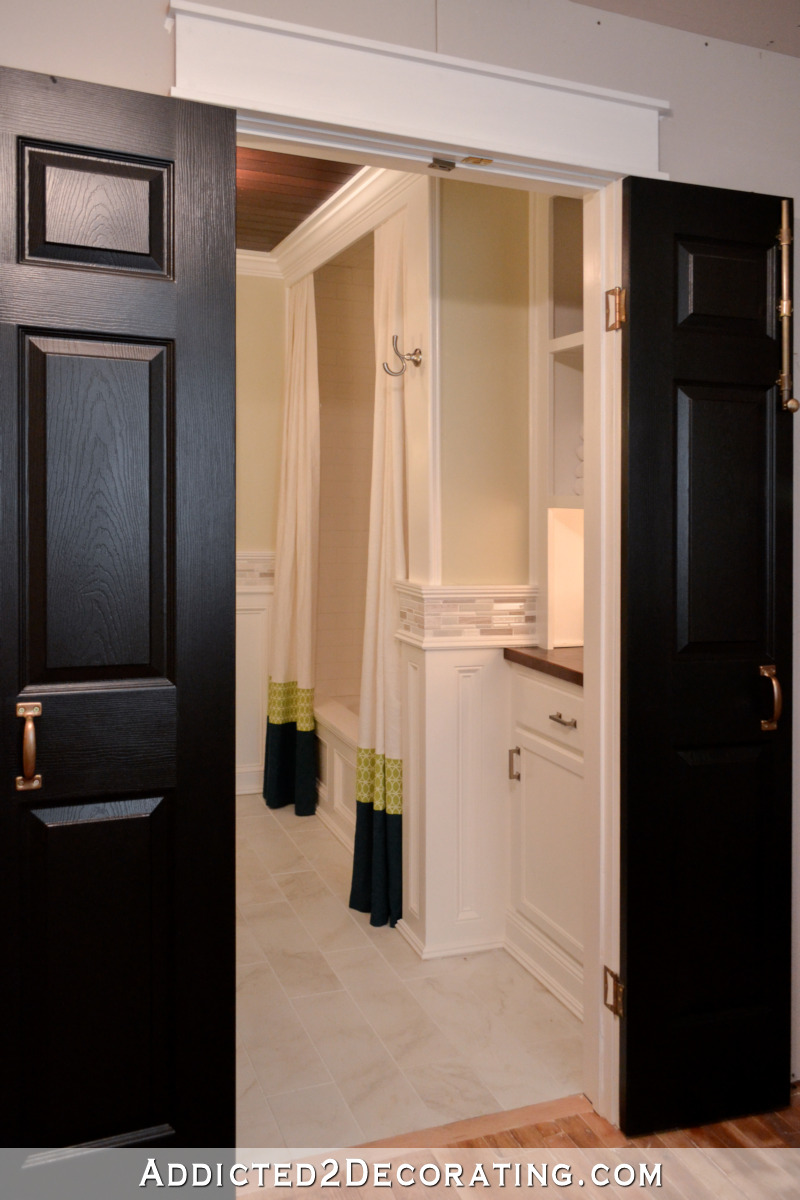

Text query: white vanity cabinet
(506, 658), (584, 1019)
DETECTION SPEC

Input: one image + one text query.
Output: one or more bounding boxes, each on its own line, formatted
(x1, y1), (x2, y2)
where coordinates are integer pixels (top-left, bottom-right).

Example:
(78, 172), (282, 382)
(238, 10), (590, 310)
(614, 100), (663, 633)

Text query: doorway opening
(234, 143), (595, 1147)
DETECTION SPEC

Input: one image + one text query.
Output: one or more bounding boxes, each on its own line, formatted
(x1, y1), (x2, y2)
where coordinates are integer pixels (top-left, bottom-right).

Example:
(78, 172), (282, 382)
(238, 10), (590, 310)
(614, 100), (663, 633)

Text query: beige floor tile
(236, 906), (266, 965)
(291, 989), (435, 1139)
(236, 961), (287, 1049)
(239, 899), (318, 955)
(236, 1091), (284, 1149)
(247, 1006), (332, 1096)
(523, 1032), (584, 1092)
(325, 946), (463, 1071)
(238, 817), (312, 875)
(277, 870), (368, 952)
(236, 1044), (265, 1114)
(236, 792), (268, 818)
(489, 1075), (573, 1113)
(314, 855), (353, 903)
(268, 1084), (364, 1147)
(269, 948), (344, 999)
(235, 792), (584, 1146)
(236, 846), (283, 907)
(403, 1060), (501, 1125)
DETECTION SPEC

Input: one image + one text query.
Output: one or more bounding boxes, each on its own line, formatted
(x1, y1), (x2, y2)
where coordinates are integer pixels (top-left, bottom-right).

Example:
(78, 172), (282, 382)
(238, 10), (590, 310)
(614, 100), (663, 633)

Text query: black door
(0, 67), (236, 1147)
(621, 178), (792, 1135)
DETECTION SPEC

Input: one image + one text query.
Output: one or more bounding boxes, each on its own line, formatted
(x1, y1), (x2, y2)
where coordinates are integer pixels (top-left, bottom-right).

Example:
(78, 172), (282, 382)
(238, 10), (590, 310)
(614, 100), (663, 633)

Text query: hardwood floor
(368, 1087), (800, 1149)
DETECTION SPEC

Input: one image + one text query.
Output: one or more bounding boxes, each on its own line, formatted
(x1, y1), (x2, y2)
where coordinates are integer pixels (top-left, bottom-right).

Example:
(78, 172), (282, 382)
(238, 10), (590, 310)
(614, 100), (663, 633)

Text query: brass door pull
(760, 665), (782, 731)
(16, 701), (43, 791)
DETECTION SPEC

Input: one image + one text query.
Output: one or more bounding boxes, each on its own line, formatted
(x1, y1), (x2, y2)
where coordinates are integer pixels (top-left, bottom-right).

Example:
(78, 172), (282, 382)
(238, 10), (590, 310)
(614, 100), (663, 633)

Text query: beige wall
(314, 236), (375, 704)
(236, 272), (285, 552)
(439, 180), (529, 585)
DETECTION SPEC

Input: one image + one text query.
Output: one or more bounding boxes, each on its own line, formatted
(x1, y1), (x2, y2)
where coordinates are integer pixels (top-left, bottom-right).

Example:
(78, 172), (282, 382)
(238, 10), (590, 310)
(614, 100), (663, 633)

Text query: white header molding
(170, 1), (668, 189)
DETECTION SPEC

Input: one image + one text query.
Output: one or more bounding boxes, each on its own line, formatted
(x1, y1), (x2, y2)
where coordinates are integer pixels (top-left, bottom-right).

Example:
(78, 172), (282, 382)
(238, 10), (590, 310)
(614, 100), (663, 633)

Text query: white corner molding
(237, 168), (424, 284)
(272, 167), (421, 285)
(236, 249), (284, 279)
(169, 2), (668, 188)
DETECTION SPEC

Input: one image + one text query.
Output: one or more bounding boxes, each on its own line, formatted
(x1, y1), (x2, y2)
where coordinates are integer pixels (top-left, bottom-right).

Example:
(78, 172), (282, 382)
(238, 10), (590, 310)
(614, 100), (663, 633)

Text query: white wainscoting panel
(235, 553), (274, 795)
(398, 642), (511, 958)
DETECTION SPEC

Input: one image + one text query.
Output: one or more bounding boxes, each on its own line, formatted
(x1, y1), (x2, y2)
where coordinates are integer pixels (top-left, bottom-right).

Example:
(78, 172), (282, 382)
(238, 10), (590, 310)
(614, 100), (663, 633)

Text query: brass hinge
(603, 966), (624, 1018)
(605, 287), (627, 331)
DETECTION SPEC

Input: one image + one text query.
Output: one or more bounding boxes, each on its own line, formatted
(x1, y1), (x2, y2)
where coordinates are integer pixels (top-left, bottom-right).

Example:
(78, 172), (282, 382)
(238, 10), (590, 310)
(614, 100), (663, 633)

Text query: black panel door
(0, 67), (235, 1147)
(621, 178), (792, 1135)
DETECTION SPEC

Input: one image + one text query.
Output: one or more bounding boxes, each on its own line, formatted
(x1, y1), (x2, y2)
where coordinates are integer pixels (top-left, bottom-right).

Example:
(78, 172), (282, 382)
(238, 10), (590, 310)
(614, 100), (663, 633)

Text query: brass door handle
(16, 701), (43, 791)
(760, 665), (782, 731)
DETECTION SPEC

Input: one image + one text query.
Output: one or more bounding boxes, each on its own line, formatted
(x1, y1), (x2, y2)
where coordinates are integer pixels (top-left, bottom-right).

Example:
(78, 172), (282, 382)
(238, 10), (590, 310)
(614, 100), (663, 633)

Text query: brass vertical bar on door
(778, 200), (799, 412)
(15, 701), (43, 790)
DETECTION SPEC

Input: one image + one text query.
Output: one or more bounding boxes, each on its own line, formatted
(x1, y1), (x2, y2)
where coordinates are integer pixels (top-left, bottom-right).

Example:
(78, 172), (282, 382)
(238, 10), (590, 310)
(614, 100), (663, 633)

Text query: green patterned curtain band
(268, 679), (315, 732)
(356, 747), (403, 815)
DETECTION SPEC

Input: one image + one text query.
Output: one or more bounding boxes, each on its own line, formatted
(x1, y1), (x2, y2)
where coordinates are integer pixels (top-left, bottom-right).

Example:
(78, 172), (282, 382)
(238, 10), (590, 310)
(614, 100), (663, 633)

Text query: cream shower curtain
(263, 275), (320, 815)
(349, 212), (408, 926)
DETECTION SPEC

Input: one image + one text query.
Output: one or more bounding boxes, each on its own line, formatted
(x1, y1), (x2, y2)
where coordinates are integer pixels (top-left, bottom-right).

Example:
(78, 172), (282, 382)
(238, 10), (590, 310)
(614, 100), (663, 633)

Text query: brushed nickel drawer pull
(760, 664), (783, 731)
(549, 711), (577, 729)
(16, 701), (43, 791)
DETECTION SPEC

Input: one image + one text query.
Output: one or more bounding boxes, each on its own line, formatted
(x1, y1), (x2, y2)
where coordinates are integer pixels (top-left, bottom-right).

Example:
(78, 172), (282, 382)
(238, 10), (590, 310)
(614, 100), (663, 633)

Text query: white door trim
(169, 1), (667, 190)
(172, 2), (646, 1126)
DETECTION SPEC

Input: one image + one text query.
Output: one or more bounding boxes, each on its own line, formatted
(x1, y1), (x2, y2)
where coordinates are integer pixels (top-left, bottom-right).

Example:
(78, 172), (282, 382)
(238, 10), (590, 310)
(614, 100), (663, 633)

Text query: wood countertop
(503, 645), (584, 687)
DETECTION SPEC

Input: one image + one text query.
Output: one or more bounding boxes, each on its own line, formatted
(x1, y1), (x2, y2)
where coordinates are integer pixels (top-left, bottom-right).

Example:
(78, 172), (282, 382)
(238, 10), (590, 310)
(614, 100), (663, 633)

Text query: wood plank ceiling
(236, 147), (362, 253)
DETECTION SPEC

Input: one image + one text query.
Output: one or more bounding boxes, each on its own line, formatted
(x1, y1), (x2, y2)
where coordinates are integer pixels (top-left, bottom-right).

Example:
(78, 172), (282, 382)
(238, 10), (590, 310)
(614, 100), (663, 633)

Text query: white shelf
(548, 331), (584, 355)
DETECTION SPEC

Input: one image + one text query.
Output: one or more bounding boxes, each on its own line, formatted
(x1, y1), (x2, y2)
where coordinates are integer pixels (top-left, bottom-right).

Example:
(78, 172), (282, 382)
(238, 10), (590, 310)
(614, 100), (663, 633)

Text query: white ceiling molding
(169, 1), (668, 188)
(235, 249), (283, 279)
(270, 166), (421, 287)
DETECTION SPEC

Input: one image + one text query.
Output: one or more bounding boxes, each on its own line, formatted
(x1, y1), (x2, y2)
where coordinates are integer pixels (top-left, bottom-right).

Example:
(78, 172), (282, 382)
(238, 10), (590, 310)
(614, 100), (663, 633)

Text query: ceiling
(572, 0), (800, 57)
(236, 148), (362, 253)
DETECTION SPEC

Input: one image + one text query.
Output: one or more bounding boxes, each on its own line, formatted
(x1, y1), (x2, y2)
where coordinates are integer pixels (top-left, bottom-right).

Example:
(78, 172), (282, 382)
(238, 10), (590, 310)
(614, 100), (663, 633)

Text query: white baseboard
(397, 920), (504, 961)
(505, 908), (584, 1020)
(236, 765), (264, 796)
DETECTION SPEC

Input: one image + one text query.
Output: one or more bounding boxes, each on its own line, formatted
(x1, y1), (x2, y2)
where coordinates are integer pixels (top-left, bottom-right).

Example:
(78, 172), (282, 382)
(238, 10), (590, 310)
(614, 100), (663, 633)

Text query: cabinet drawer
(511, 668), (584, 752)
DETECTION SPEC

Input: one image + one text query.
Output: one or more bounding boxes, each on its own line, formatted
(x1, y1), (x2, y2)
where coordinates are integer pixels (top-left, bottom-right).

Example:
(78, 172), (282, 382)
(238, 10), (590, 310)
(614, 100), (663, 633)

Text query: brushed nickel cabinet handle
(16, 701), (43, 791)
(549, 711), (578, 729)
(508, 746), (521, 781)
(760, 665), (783, 731)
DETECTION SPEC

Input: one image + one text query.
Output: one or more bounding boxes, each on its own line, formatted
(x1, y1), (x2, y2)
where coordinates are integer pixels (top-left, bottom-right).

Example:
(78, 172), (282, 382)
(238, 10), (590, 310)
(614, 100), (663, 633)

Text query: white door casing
(173, 3), (655, 1125)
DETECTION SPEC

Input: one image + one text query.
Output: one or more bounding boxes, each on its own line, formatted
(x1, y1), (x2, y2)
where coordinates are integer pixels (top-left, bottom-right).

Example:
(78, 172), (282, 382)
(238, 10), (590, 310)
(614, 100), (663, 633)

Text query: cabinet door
(509, 728), (584, 1015)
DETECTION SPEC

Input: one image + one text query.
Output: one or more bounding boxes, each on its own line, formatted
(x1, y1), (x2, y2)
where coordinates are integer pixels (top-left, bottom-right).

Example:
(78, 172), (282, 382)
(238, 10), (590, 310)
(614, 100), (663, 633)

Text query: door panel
(621, 178), (792, 1135)
(23, 795), (171, 1147)
(23, 334), (173, 683)
(0, 68), (235, 1147)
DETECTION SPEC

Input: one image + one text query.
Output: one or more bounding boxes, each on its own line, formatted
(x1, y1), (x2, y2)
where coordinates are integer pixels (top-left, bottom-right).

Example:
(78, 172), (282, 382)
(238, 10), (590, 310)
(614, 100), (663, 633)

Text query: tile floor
(236, 792), (582, 1147)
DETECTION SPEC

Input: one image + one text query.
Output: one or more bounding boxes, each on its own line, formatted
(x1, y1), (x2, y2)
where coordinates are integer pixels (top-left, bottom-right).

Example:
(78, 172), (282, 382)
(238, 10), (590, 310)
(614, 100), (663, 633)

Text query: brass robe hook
(383, 335), (423, 376)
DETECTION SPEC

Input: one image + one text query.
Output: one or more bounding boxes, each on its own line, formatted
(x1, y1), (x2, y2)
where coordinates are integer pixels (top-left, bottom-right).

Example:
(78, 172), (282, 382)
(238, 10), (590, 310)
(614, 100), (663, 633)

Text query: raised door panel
(22, 797), (171, 1146)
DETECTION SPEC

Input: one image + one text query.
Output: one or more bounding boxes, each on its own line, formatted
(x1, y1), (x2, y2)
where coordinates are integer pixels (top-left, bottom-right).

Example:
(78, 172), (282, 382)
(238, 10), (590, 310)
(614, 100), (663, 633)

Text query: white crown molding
(170, 2), (668, 188)
(270, 166), (421, 285)
(236, 249), (283, 279)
